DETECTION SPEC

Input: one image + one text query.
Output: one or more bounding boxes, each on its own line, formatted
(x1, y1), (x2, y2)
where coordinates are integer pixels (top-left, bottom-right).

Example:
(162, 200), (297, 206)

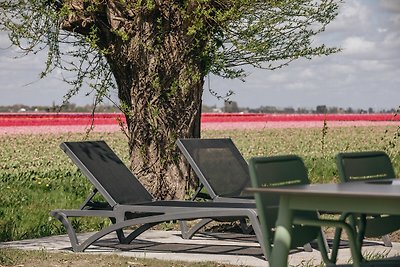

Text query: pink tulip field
(1, 112), (399, 134)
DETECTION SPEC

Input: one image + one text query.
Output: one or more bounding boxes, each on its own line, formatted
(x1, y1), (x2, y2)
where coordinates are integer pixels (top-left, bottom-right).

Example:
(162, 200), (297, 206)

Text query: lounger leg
(244, 210), (270, 260)
(179, 219), (213, 239)
(178, 220), (189, 237)
(303, 242), (313, 252)
(239, 218), (253, 234)
(181, 218), (254, 239)
(112, 213), (161, 243)
(122, 223), (159, 243)
(109, 218), (126, 242)
(382, 234), (393, 247)
(50, 211), (80, 252)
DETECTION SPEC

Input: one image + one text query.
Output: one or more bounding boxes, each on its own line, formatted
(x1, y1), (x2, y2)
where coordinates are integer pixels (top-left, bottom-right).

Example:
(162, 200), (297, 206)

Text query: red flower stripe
(0, 113), (398, 127)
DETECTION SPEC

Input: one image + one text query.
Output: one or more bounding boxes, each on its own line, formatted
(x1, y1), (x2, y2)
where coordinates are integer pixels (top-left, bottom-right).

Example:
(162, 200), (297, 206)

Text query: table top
(247, 179), (400, 200)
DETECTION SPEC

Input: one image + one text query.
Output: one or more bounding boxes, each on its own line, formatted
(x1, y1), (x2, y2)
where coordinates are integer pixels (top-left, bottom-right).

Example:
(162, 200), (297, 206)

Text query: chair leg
(316, 212), (330, 253)
(293, 217), (363, 266)
(321, 231), (330, 253)
(331, 227), (343, 262)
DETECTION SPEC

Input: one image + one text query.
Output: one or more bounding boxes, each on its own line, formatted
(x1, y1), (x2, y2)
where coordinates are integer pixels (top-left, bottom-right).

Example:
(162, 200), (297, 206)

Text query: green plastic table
(248, 180), (400, 267)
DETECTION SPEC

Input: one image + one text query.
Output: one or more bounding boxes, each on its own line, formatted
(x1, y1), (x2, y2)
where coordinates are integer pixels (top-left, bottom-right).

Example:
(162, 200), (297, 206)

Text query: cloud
(325, 62), (355, 76)
(342, 37), (376, 55)
(0, 31), (12, 49)
(327, 0), (371, 33)
(358, 59), (390, 72)
(380, 0), (400, 12)
(299, 68), (314, 79)
(382, 32), (400, 48)
(264, 73), (286, 83)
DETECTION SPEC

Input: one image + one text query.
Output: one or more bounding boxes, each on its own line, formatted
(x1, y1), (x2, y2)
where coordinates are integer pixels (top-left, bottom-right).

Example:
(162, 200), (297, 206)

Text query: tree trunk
(114, 60), (205, 200)
(60, 1), (215, 199)
(104, 11), (207, 200)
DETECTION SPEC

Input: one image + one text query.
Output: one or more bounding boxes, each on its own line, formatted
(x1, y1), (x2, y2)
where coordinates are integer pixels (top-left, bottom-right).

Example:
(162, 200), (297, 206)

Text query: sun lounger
(50, 141), (266, 257)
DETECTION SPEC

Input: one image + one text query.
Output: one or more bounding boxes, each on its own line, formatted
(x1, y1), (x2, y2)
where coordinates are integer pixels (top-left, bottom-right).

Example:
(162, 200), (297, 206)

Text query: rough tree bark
(61, 1), (214, 199)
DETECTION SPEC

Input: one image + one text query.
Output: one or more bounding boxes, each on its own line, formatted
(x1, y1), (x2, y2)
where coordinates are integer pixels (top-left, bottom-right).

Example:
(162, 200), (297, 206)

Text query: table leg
(270, 196), (293, 267)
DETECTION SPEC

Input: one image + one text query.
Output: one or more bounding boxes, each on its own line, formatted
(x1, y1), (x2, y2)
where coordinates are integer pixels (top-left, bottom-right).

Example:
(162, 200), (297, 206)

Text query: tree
(224, 101), (239, 113)
(316, 105), (328, 114)
(0, 0), (340, 199)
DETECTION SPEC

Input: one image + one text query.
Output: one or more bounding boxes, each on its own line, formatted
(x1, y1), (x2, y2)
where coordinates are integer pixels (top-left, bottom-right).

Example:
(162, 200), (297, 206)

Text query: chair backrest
(60, 141), (153, 207)
(248, 155), (319, 248)
(177, 138), (251, 198)
(248, 155), (310, 206)
(336, 151), (396, 182)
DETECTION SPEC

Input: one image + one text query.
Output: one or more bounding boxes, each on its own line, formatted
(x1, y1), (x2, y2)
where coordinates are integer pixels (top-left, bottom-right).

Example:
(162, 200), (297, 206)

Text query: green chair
(336, 151), (400, 247)
(248, 155), (338, 263)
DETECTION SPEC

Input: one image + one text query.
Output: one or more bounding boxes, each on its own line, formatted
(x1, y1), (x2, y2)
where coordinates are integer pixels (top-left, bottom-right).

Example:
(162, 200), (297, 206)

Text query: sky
(0, 0), (400, 110)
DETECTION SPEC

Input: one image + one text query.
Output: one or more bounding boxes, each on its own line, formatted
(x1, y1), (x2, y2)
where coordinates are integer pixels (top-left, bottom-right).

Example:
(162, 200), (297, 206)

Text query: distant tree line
(202, 102), (399, 114)
(0, 103), (120, 113)
(0, 102), (398, 114)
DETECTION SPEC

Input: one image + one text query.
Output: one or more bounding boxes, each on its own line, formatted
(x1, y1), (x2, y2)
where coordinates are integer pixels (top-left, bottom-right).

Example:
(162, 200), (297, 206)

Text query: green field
(0, 125), (399, 242)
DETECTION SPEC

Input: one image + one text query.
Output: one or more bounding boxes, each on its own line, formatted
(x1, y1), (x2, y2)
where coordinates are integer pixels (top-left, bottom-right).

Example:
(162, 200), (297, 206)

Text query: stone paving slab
(1, 230), (400, 266)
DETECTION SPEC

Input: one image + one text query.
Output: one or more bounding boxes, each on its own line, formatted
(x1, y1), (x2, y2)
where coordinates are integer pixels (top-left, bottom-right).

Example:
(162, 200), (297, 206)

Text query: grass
(0, 248), (239, 267)
(0, 125), (399, 242)
(0, 124), (399, 266)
